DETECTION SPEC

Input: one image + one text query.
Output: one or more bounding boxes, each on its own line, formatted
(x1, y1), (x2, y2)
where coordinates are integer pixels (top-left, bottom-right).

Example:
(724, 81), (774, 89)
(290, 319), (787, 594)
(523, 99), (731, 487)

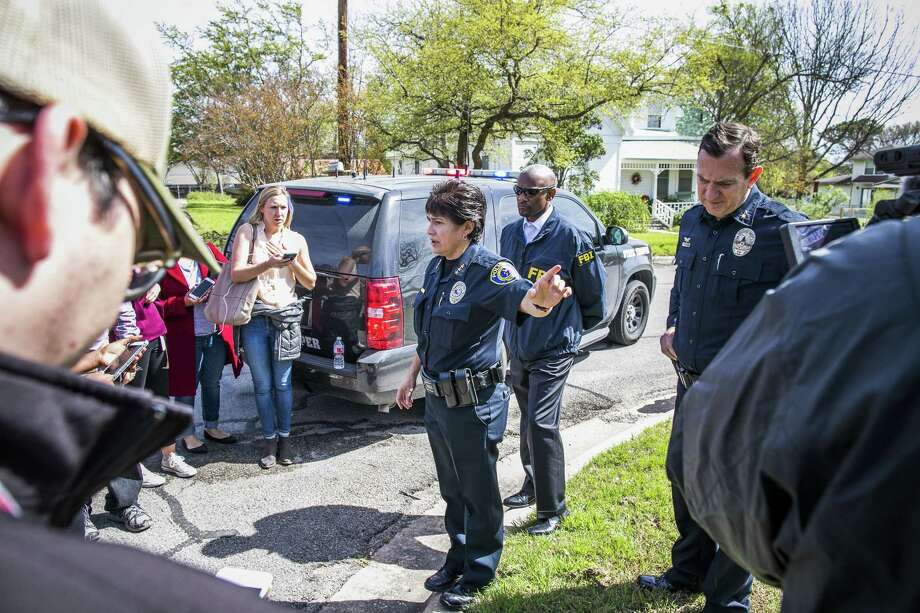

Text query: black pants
(509, 355), (573, 518)
(127, 337), (169, 397)
(425, 383), (510, 588)
(73, 462), (143, 534)
(665, 379), (753, 612)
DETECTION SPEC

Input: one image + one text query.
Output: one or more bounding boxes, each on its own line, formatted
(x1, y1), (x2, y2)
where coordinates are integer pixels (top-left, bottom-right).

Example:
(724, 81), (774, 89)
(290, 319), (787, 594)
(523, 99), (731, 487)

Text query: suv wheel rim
(625, 292), (644, 334)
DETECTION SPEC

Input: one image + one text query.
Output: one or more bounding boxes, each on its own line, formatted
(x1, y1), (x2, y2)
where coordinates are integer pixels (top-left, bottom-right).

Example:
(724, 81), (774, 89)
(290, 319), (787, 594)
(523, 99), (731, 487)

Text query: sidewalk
(324, 396), (675, 612)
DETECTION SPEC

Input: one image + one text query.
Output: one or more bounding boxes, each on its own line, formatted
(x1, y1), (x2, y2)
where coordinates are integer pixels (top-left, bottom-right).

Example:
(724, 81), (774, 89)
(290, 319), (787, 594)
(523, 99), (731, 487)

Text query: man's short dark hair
(0, 89), (117, 215)
(700, 122), (762, 177)
(425, 180), (486, 243)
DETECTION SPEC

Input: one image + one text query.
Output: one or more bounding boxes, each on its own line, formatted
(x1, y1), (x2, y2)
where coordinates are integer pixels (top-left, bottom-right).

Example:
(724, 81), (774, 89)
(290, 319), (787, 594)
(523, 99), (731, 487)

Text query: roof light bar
(469, 169), (519, 179)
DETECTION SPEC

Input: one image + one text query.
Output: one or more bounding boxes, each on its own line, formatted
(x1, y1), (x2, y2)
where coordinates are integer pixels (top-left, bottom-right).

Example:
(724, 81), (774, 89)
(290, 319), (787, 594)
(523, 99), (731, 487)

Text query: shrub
(199, 230), (229, 251)
(672, 208), (686, 229)
(583, 191), (650, 233)
(234, 189), (256, 208)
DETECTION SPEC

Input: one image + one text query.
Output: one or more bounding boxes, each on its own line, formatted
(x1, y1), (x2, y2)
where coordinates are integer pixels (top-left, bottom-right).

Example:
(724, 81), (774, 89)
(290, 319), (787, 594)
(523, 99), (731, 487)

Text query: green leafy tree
(159, 0), (330, 187)
(362, 0), (676, 169)
(678, 2), (798, 156)
(528, 114), (605, 195)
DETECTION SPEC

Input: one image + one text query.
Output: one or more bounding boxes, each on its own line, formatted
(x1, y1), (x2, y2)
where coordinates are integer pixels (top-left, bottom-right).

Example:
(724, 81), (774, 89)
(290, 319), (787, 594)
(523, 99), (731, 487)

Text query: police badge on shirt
(732, 228), (756, 257)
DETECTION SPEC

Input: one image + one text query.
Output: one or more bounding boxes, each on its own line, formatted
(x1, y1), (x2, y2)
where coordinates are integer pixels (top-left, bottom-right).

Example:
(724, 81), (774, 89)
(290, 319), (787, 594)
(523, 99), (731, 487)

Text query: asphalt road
(92, 263), (677, 609)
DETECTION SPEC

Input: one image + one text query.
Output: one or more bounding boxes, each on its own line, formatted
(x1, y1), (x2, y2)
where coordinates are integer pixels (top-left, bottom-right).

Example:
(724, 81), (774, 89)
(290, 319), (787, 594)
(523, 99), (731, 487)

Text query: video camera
(869, 144), (920, 224)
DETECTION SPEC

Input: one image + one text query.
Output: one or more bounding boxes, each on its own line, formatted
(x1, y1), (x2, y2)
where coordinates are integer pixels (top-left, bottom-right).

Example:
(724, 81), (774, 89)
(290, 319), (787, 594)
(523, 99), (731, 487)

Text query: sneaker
(83, 506), (100, 542)
(161, 453), (198, 478)
(140, 463), (166, 488)
(110, 504), (152, 533)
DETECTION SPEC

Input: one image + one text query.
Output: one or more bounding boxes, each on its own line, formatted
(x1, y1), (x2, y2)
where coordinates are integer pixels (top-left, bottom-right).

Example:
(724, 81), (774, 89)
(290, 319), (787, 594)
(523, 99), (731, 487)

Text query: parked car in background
(226, 170), (656, 411)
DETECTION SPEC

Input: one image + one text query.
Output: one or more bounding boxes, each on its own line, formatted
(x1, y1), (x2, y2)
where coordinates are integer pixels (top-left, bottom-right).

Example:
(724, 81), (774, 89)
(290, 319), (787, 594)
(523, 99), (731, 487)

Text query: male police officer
(679, 211), (920, 613)
(0, 1), (279, 610)
(637, 122), (804, 612)
(500, 165), (606, 535)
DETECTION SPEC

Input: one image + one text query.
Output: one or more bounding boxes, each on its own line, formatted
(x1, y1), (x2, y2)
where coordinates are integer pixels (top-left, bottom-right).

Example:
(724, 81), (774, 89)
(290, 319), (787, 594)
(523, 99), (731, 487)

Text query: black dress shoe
(527, 509), (569, 536)
(636, 573), (699, 593)
(423, 565), (462, 592)
(203, 430), (238, 444)
(181, 438), (208, 455)
(439, 582), (480, 611)
(502, 490), (535, 509)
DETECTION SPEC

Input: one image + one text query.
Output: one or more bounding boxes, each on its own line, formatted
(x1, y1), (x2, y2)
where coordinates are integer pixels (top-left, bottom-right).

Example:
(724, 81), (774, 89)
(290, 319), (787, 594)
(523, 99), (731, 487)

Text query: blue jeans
(175, 332), (226, 431)
(241, 315), (293, 439)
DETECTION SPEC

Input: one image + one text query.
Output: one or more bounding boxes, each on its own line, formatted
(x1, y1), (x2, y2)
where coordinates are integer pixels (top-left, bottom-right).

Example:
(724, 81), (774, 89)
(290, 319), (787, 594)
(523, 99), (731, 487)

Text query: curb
(652, 255), (675, 266)
(324, 396), (675, 612)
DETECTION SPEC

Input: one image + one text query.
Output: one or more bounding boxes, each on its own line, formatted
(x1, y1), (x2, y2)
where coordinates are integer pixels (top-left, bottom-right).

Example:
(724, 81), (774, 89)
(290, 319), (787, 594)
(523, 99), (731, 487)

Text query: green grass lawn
(184, 195), (240, 249)
(633, 232), (678, 258)
(473, 422), (781, 612)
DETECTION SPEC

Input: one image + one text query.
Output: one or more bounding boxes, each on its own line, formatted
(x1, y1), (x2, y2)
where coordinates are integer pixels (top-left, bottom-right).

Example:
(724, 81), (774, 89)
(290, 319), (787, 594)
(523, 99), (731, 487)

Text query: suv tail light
(366, 277), (404, 350)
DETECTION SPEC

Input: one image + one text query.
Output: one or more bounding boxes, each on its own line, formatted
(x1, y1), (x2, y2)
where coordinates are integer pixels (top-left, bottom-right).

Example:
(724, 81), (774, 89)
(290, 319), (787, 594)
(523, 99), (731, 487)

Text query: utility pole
(336, 0), (350, 170)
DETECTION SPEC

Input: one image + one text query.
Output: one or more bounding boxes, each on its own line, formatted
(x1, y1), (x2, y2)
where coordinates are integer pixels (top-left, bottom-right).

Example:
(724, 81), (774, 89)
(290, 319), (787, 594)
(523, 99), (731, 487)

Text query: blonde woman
(231, 186), (316, 468)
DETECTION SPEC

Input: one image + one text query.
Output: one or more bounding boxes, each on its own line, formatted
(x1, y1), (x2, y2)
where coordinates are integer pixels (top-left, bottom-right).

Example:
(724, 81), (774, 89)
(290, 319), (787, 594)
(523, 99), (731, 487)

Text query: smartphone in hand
(280, 251), (298, 262)
(188, 277), (216, 300)
(104, 340), (149, 383)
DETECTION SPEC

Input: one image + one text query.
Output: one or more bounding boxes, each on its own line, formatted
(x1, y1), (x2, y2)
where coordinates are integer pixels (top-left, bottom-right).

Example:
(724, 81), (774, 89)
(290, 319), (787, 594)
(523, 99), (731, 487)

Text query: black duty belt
(422, 363), (505, 408)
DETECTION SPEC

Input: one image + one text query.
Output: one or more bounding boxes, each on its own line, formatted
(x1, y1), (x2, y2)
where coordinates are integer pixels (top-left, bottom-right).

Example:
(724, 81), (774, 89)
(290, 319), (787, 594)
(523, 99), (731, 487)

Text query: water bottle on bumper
(333, 337), (345, 370)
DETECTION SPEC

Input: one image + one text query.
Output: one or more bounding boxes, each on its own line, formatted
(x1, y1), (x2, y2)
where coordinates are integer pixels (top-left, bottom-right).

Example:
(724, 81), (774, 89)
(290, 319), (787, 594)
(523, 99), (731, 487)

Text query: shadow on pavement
(637, 397), (674, 415)
(201, 504), (445, 571)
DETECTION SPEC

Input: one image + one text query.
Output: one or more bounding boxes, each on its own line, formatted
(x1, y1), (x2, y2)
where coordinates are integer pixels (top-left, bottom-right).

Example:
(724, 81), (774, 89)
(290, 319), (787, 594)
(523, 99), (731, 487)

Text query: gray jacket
(250, 300), (305, 361)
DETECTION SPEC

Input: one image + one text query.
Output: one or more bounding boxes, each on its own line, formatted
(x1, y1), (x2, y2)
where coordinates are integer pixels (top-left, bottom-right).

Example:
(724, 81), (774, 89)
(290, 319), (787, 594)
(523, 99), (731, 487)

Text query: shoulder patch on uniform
(490, 261), (520, 285)
(576, 249), (596, 266)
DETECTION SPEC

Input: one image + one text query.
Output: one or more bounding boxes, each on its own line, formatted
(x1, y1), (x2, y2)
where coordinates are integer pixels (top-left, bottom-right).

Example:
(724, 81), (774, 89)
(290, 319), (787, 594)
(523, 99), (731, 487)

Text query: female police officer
(396, 180), (572, 610)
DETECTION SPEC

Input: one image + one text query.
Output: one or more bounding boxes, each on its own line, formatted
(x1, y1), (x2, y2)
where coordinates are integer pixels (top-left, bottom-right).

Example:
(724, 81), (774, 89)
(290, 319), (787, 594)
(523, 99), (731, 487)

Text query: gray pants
(510, 355), (574, 519)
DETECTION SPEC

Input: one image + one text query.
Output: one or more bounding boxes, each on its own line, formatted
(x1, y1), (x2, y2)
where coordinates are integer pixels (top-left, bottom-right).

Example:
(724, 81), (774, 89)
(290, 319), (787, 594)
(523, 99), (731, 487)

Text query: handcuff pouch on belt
(423, 363), (504, 408)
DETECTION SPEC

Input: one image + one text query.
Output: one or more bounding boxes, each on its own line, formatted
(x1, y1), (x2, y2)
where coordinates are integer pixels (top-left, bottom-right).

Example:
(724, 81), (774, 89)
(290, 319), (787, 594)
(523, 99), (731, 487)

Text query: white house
(814, 151), (898, 206)
(396, 104), (701, 200)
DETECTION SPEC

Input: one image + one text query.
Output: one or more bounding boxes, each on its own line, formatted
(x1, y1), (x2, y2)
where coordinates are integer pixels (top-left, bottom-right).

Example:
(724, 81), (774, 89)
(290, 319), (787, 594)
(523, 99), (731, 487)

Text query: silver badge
(732, 228), (756, 257)
(449, 281), (466, 304)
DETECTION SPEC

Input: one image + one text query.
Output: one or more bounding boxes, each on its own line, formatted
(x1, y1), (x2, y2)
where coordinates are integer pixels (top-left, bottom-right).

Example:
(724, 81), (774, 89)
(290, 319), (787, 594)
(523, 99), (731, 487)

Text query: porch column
(651, 168), (663, 200)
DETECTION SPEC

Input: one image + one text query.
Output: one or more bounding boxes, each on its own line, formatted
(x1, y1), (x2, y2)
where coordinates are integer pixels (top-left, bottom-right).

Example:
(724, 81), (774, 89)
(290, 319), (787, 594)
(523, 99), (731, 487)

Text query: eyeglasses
(0, 108), (180, 301)
(513, 184), (556, 198)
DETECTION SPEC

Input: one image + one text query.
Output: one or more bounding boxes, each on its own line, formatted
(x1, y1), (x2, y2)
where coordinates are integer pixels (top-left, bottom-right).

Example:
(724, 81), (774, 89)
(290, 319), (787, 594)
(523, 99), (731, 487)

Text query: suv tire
(608, 279), (650, 346)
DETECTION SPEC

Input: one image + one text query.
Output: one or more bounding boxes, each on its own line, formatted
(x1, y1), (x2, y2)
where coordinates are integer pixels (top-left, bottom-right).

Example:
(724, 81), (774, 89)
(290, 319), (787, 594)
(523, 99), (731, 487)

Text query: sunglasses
(0, 108), (180, 301)
(513, 184), (556, 197)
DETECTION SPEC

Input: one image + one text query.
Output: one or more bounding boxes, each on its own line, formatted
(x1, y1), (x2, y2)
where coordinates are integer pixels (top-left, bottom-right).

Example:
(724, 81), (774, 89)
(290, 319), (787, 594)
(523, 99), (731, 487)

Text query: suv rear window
(288, 191), (379, 275)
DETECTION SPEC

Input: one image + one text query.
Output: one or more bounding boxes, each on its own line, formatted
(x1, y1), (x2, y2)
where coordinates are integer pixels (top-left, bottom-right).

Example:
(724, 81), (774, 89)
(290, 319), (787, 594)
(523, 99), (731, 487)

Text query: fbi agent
(499, 165), (607, 535)
(639, 122), (805, 612)
(396, 180), (571, 611)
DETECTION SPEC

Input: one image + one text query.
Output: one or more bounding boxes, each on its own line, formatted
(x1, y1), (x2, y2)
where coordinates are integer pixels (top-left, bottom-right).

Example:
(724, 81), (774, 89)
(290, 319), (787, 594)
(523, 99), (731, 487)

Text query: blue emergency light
(336, 195), (352, 204)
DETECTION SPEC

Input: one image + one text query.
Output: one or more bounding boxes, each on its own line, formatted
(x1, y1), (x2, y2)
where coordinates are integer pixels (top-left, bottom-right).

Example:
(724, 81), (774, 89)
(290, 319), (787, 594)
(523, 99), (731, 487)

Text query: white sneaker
(140, 463), (166, 488)
(161, 453), (197, 478)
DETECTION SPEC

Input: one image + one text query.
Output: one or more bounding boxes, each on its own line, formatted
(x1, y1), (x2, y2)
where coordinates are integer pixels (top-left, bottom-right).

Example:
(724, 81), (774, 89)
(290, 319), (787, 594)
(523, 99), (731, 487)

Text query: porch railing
(651, 200), (696, 228)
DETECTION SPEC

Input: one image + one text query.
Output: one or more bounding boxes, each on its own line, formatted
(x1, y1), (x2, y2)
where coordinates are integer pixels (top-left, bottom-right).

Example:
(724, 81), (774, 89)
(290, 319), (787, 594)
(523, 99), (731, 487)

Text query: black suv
(226, 174), (656, 410)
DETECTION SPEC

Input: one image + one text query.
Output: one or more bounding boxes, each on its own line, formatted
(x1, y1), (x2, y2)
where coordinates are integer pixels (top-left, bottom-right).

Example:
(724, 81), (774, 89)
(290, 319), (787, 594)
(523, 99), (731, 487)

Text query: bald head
(515, 164), (557, 221)
(520, 164), (557, 187)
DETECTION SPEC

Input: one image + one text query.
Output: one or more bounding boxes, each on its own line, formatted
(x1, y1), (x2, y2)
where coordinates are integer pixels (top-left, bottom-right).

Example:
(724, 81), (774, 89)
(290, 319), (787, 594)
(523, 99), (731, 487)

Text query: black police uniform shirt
(668, 185), (805, 374)
(414, 242), (532, 376)
(500, 207), (607, 362)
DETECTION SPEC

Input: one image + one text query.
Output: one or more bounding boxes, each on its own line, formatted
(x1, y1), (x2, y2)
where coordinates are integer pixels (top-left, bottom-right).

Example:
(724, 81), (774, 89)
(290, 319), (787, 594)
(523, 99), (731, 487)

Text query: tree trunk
(336, 0), (350, 169)
(456, 128), (469, 168)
